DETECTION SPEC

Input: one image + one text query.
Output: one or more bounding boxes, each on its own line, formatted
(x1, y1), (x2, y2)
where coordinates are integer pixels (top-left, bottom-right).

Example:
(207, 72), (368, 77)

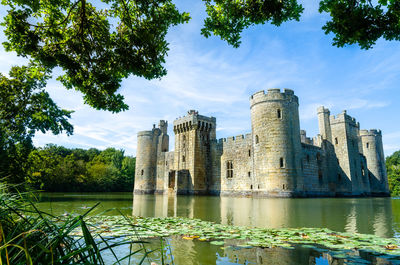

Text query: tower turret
(134, 129), (158, 193)
(134, 120), (169, 194)
(250, 88), (303, 196)
(360, 129), (389, 196)
(317, 106), (332, 142)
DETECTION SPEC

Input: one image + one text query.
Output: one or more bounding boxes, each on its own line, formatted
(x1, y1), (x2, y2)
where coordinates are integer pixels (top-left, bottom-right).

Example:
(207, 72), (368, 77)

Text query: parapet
(137, 130), (154, 137)
(218, 133), (252, 145)
(360, 129), (382, 137)
(317, 106), (330, 115)
(250, 88), (298, 108)
(330, 110), (359, 127)
(173, 110), (216, 134)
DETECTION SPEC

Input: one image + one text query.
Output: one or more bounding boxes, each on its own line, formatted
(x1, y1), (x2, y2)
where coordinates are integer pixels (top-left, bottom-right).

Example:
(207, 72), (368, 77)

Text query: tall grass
(0, 183), (164, 265)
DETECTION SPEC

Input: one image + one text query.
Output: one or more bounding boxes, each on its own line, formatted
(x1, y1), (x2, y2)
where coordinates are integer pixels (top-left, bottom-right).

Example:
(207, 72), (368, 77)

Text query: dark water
(36, 193), (400, 264)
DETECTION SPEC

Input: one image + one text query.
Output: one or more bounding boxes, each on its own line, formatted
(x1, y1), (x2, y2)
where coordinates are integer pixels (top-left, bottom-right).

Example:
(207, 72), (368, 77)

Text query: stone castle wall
(134, 89), (390, 197)
(220, 134), (253, 195)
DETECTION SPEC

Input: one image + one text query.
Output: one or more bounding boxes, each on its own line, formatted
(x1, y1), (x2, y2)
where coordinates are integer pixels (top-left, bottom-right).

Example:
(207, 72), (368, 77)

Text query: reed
(0, 183), (164, 265)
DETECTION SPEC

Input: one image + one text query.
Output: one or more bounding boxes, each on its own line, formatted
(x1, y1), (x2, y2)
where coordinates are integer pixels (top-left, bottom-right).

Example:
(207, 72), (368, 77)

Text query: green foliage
(1, 0), (397, 114)
(0, 66), (73, 184)
(387, 151), (400, 196)
(1, 0), (190, 112)
(26, 145), (135, 192)
(201, 0), (304, 48)
(0, 183), (157, 264)
(83, 215), (400, 256)
(319, 0), (400, 49)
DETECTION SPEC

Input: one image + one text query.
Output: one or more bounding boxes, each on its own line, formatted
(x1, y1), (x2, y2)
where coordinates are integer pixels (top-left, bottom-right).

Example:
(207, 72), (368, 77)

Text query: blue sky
(1, 0), (399, 156)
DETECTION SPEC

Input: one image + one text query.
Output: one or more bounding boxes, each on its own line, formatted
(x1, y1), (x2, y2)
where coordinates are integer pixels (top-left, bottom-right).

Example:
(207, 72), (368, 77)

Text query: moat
(36, 193), (400, 264)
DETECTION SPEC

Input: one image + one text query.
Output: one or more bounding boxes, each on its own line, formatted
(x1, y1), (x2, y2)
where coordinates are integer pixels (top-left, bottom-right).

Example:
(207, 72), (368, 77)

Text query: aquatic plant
(80, 215), (400, 257)
(0, 183), (164, 265)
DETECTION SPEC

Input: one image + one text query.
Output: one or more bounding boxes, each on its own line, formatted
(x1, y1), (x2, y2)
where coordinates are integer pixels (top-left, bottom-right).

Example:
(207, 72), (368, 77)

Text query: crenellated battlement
(137, 130), (154, 137)
(330, 110), (359, 127)
(173, 110), (216, 134)
(218, 133), (252, 144)
(250, 88), (298, 108)
(360, 129), (382, 136)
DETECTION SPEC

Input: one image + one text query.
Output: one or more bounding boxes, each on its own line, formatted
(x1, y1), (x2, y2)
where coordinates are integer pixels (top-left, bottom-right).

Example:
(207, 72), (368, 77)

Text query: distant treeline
(387, 151), (400, 196)
(26, 144), (135, 192)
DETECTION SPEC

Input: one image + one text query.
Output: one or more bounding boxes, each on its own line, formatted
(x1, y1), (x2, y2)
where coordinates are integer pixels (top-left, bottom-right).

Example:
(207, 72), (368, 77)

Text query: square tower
(173, 110), (216, 194)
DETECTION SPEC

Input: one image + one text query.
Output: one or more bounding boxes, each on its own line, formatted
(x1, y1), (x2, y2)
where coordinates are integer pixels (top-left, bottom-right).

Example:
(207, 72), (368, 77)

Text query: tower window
(226, 161), (233, 178)
(255, 135), (259, 144)
(182, 155), (186, 162)
(318, 170), (323, 183)
(141, 170), (144, 176)
(277, 109), (282, 119)
(283, 184), (286, 190)
(248, 171), (251, 177)
(366, 142), (369, 149)
(248, 149), (251, 157)
(280, 157), (285, 168)
(335, 138), (338, 145)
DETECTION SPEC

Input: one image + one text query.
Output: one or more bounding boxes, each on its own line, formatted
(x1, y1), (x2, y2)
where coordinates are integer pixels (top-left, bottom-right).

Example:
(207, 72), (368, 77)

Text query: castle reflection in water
(132, 195), (397, 265)
(132, 195), (394, 238)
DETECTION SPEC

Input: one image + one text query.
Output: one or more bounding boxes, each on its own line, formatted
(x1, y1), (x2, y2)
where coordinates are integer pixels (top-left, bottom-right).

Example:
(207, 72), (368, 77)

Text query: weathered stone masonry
(134, 89), (389, 197)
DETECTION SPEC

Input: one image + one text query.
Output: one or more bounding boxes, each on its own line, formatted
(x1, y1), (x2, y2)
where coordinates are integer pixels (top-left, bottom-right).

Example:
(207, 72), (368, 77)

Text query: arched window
(255, 135), (259, 144)
(141, 169), (144, 176)
(277, 109), (282, 119)
(248, 149), (251, 157)
(182, 155), (186, 162)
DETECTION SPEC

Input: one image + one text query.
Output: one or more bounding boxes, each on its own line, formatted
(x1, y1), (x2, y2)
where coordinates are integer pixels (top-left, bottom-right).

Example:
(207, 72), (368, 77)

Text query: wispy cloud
(2, 1), (400, 157)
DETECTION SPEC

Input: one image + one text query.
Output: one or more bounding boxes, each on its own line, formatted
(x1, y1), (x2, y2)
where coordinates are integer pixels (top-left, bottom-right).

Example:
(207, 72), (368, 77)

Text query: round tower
(250, 88), (303, 197)
(359, 129), (389, 196)
(134, 130), (158, 193)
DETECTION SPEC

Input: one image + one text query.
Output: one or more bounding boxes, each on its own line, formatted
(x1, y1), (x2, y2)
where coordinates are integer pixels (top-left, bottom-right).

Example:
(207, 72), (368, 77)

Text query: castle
(134, 89), (389, 197)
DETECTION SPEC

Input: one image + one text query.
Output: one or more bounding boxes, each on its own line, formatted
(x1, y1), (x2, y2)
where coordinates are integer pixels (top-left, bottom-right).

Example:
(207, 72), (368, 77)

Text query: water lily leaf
(210, 241), (225, 246)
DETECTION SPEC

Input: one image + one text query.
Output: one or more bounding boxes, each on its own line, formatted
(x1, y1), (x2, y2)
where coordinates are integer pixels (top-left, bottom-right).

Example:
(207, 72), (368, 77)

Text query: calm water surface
(36, 193), (400, 264)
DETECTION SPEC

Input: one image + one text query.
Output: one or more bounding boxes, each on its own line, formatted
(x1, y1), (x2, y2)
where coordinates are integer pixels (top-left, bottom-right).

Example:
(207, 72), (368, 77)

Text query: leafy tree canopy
(27, 145), (135, 191)
(319, 0), (400, 49)
(2, 0), (398, 113)
(0, 65), (73, 182)
(386, 151), (400, 196)
(1, 0), (190, 112)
